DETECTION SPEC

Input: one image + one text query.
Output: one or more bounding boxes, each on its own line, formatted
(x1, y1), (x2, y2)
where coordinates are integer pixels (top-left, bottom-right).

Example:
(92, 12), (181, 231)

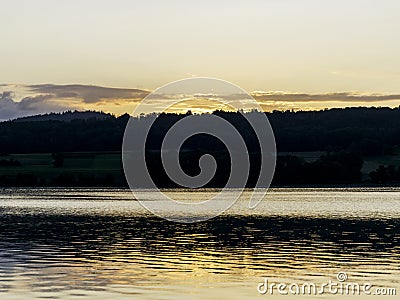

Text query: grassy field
(0, 152), (122, 174)
(279, 151), (400, 179)
(0, 152), (124, 186)
(1, 151), (399, 186)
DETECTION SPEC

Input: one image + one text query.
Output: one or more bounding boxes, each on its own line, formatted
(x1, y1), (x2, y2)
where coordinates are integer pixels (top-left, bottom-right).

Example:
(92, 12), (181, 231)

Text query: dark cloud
(250, 91), (400, 102)
(0, 84), (150, 121)
(0, 91), (23, 120)
(143, 91), (400, 104)
(17, 94), (54, 110)
(28, 84), (149, 103)
(0, 92), (71, 121)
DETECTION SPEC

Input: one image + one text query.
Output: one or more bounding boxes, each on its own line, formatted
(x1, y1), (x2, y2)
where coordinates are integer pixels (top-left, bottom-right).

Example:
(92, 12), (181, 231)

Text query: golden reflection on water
(0, 188), (400, 299)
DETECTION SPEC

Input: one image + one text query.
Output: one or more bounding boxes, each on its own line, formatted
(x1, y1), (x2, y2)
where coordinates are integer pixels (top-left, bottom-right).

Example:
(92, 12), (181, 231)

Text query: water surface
(0, 188), (399, 299)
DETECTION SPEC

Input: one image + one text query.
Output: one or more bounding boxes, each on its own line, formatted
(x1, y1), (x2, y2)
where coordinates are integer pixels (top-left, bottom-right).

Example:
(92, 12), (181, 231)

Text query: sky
(1, 0), (400, 120)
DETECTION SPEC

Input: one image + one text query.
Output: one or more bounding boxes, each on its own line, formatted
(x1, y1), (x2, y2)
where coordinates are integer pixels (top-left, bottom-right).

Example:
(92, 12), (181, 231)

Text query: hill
(11, 110), (113, 123)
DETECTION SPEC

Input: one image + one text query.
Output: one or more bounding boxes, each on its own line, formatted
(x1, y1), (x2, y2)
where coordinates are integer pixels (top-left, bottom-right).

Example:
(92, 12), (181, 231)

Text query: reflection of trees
(0, 215), (399, 257)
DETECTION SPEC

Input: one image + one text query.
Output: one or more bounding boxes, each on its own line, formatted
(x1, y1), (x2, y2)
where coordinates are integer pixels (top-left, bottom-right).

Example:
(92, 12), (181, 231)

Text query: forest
(1, 107), (400, 187)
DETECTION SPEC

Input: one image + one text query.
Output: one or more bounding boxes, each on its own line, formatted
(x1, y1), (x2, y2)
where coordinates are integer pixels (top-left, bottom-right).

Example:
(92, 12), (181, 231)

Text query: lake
(0, 188), (399, 299)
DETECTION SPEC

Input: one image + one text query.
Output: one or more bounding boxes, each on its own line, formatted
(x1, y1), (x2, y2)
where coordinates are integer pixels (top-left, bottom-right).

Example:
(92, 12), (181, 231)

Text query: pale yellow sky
(1, 0), (400, 119)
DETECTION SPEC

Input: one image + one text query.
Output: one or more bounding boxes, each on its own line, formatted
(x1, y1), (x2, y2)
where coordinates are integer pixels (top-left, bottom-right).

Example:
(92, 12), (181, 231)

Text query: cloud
(250, 91), (400, 103)
(133, 90), (400, 113)
(28, 84), (149, 103)
(2, 83), (400, 121)
(143, 91), (400, 105)
(0, 91), (72, 121)
(17, 94), (55, 110)
(0, 84), (150, 121)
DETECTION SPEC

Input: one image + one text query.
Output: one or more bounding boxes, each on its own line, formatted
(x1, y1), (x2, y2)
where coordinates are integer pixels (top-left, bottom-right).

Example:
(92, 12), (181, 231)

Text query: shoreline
(1, 184), (400, 190)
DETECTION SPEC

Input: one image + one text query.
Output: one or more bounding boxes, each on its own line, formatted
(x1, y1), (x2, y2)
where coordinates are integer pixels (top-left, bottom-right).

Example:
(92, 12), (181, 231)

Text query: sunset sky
(1, 0), (400, 120)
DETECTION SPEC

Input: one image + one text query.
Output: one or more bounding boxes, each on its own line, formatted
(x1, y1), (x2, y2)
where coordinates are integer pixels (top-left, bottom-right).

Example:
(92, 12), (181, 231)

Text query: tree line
(1, 107), (400, 186)
(1, 107), (399, 154)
